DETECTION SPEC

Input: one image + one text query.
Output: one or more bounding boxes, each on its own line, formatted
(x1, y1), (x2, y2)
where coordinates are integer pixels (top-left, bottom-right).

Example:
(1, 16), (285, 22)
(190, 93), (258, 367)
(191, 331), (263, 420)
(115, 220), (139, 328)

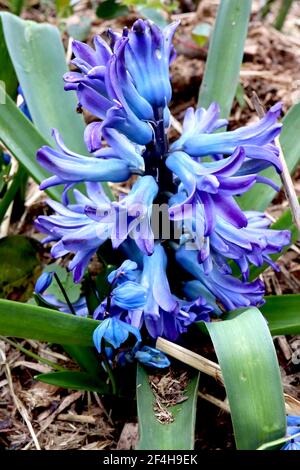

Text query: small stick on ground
(198, 391), (230, 413)
(0, 345), (41, 450)
(156, 337), (224, 385)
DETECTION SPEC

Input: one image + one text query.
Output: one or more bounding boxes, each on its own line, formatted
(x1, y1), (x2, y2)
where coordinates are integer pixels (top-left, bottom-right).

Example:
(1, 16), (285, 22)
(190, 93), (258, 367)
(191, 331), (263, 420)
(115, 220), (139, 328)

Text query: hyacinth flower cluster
(35, 19), (291, 361)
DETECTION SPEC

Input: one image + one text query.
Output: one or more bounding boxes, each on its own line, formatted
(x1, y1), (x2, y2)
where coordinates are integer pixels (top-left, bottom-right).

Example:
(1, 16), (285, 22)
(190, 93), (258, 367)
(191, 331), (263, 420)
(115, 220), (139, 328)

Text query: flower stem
(101, 352), (117, 395)
(53, 272), (76, 315)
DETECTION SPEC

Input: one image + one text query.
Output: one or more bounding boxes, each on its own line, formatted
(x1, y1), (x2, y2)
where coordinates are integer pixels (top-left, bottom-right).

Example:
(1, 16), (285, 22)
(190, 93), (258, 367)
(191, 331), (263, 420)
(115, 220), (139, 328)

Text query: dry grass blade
(156, 337), (223, 385)
(22, 390), (83, 450)
(0, 344), (41, 450)
(198, 391), (230, 413)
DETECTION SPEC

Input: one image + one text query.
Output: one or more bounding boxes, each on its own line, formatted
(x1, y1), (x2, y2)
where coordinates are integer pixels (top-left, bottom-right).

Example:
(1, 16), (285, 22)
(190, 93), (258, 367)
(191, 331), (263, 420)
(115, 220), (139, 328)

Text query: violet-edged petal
(111, 175), (158, 254)
(176, 247), (265, 311)
(112, 281), (147, 310)
(172, 103), (282, 172)
(37, 140), (133, 190)
(84, 122), (102, 153)
(124, 19), (179, 108)
(93, 317), (141, 352)
(107, 260), (140, 284)
(34, 272), (54, 294)
(135, 346), (170, 368)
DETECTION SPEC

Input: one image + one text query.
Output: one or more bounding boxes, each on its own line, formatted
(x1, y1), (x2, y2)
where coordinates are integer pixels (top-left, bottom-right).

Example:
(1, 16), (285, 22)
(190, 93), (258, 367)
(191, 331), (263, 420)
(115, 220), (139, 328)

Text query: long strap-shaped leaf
(136, 365), (199, 450)
(198, 0), (252, 118)
(261, 294), (300, 335)
(239, 102), (300, 212)
(206, 307), (286, 449)
(0, 299), (98, 346)
(0, 18), (17, 98)
(0, 93), (60, 201)
(0, 12), (86, 153)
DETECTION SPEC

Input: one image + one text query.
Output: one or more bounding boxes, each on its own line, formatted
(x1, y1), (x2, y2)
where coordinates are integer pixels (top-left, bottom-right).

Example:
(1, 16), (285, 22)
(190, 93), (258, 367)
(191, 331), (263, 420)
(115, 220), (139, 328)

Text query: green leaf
(55, 0), (73, 18)
(0, 19), (17, 98)
(96, 0), (129, 19)
(65, 17), (91, 42)
(0, 12), (86, 153)
(36, 370), (109, 393)
(239, 102), (300, 211)
(205, 307), (286, 449)
(198, 0), (252, 118)
(95, 264), (116, 302)
(0, 92), (61, 201)
(274, 0), (294, 31)
(44, 265), (81, 304)
(63, 344), (104, 377)
(136, 6), (167, 28)
(0, 299), (99, 346)
(0, 164), (27, 225)
(136, 365), (199, 450)
(192, 23), (211, 47)
(7, 0), (24, 16)
(235, 82), (246, 109)
(261, 294), (300, 335)
(0, 236), (40, 299)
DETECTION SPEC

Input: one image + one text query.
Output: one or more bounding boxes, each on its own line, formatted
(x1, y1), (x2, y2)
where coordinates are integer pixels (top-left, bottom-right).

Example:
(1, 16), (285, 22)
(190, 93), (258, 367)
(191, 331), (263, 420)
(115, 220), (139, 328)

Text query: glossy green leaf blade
(0, 19), (17, 98)
(0, 12), (86, 153)
(36, 371), (109, 393)
(136, 365), (199, 450)
(261, 295), (300, 335)
(0, 299), (98, 346)
(198, 0), (252, 118)
(206, 307), (286, 450)
(239, 102), (300, 211)
(0, 93), (60, 201)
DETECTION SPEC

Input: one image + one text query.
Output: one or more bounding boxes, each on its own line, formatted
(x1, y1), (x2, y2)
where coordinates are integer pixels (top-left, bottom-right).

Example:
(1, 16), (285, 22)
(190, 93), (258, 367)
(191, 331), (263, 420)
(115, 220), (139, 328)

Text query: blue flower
(63, 36), (113, 119)
(107, 259), (139, 284)
(171, 102), (282, 172)
(134, 346), (170, 368)
(37, 129), (139, 191)
(35, 16), (290, 348)
(36, 175), (158, 282)
(84, 175), (158, 255)
(63, 20), (178, 145)
(121, 19), (179, 109)
(93, 317), (141, 351)
(42, 293), (89, 317)
(35, 182), (114, 282)
(167, 147), (256, 235)
(112, 175), (158, 255)
(177, 248), (265, 311)
(130, 244), (213, 340)
(196, 211), (291, 279)
(112, 281), (147, 310)
(35, 272), (54, 294)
